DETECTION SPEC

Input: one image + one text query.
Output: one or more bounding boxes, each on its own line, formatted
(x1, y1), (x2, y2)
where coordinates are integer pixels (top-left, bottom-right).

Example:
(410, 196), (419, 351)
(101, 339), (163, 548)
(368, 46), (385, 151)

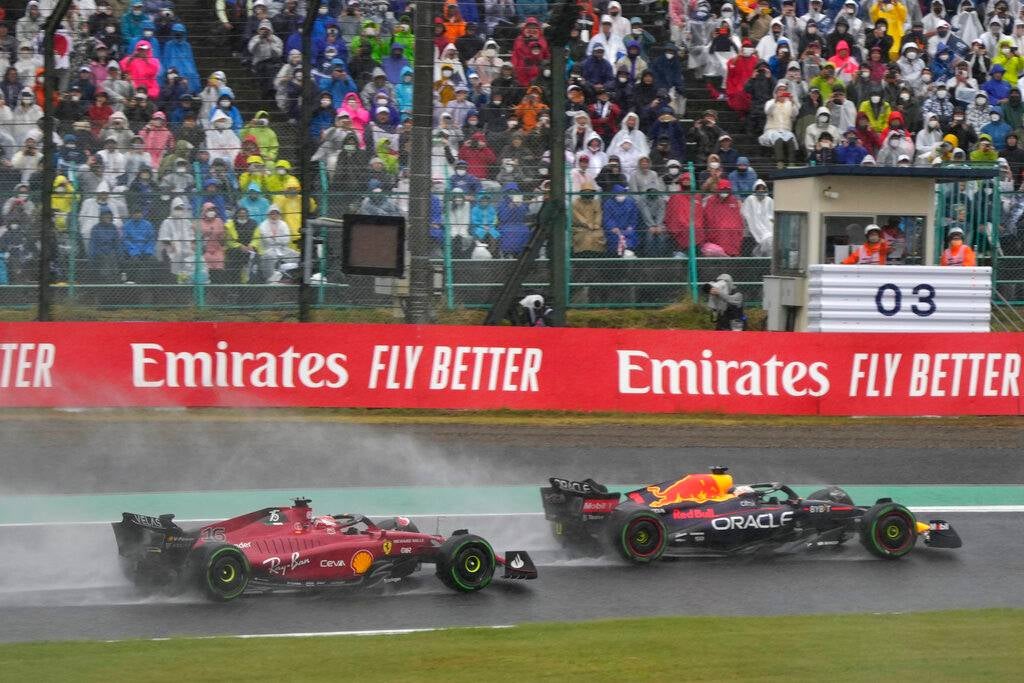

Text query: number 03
(875, 283), (936, 318)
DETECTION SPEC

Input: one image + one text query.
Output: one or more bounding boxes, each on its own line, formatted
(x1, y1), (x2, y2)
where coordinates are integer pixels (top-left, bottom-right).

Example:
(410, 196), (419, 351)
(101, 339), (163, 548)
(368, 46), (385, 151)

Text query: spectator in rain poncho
(158, 197), (199, 282)
(128, 19), (163, 64)
(121, 0), (148, 51)
(609, 112), (649, 156)
(206, 110), (241, 166)
(602, 184), (641, 256)
(496, 183), (531, 257)
(741, 179), (773, 257)
(120, 41), (162, 99)
(79, 181), (125, 254)
(238, 182), (272, 226)
(252, 205), (299, 280)
(161, 24), (201, 94)
(209, 92), (243, 131)
(240, 111), (279, 162)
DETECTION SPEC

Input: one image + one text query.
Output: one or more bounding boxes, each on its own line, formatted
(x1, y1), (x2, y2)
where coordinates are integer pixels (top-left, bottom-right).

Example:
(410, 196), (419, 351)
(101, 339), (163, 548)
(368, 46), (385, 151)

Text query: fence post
(564, 175), (573, 309)
(297, 0), (319, 322)
(687, 162), (699, 302)
(37, 0), (75, 321)
(317, 162), (328, 306)
(442, 190), (455, 308)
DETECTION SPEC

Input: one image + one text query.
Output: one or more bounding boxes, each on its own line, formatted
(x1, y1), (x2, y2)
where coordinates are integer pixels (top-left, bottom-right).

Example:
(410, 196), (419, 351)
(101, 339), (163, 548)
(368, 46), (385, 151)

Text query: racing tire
(609, 508), (667, 564)
(859, 503), (918, 560)
(191, 543), (250, 602)
(435, 534), (496, 593)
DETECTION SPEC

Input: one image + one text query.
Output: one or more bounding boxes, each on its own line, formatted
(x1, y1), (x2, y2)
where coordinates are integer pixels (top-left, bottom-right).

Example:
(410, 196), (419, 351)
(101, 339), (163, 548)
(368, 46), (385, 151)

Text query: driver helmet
(733, 485), (756, 496)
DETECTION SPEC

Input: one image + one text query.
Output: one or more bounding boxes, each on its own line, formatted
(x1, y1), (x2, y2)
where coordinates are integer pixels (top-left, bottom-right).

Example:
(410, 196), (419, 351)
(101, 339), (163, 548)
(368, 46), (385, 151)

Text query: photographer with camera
(702, 273), (747, 331)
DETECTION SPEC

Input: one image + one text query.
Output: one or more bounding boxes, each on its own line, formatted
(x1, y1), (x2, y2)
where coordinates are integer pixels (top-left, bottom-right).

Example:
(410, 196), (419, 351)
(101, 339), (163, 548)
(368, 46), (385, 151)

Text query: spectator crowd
(0, 0), (1017, 287)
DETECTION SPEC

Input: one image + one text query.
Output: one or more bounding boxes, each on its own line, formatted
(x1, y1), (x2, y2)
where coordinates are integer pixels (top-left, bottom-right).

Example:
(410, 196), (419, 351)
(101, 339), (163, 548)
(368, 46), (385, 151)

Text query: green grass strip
(1, 610), (1021, 681)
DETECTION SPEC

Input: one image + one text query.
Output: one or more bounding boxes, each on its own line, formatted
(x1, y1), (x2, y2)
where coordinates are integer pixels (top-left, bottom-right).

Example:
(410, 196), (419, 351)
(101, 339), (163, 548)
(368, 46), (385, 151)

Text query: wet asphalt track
(0, 416), (1022, 643)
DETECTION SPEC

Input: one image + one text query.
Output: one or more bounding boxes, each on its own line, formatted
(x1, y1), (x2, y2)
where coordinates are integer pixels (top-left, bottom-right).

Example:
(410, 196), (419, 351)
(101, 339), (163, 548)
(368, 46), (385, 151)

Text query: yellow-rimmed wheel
(193, 544), (250, 602)
(436, 534), (496, 593)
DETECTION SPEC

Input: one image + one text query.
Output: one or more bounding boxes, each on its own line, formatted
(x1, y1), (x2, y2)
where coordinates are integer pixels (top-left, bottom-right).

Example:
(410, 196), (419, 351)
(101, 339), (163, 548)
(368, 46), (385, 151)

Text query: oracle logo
(131, 342), (348, 389)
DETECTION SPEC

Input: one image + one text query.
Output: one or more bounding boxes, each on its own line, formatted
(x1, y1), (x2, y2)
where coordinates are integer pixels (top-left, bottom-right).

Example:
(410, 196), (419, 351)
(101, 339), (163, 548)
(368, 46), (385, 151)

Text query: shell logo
(350, 549), (374, 575)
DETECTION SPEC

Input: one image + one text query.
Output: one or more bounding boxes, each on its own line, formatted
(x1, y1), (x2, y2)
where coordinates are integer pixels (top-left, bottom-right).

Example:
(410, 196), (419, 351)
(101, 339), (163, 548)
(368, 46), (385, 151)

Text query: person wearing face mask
(994, 38), (1024, 87)
(981, 105), (1012, 149)
(870, 0), (908, 61)
(615, 40), (649, 83)
(512, 18), (551, 86)
(197, 201), (228, 283)
(239, 110), (279, 162)
(895, 43), (925, 88)
(119, 1), (147, 52)
(601, 184), (640, 257)
(803, 106), (841, 158)
(725, 39), (758, 116)
(970, 132), (1000, 160)
(948, 106), (979, 149)
(156, 197), (198, 282)
(929, 44), (957, 85)
(809, 131), (839, 164)
(446, 159), (482, 195)
(915, 112), (946, 159)
(740, 179), (773, 257)
(119, 41), (162, 100)
(468, 40), (503, 87)
(700, 180), (744, 257)
(941, 226), (978, 265)
(858, 88), (893, 133)
(843, 224), (890, 263)
(950, 0), (984, 47)
(206, 110), (242, 166)
(966, 89), (994, 130)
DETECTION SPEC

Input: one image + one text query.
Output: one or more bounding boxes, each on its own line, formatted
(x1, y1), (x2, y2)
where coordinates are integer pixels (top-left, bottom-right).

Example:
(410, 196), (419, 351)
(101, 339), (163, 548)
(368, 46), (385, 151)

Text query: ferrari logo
(382, 540), (392, 556)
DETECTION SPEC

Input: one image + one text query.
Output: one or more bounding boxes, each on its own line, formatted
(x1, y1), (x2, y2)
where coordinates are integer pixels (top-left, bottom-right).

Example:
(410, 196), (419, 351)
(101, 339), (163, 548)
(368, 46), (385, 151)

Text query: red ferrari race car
(112, 498), (537, 601)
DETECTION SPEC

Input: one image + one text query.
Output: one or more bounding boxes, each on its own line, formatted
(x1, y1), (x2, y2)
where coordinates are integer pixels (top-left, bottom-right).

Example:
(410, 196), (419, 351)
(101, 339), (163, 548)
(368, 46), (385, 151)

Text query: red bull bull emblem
(646, 473), (735, 508)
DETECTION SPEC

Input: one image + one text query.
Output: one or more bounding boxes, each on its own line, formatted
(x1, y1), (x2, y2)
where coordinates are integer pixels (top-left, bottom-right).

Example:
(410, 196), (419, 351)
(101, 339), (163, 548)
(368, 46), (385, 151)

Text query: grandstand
(0, 0), (1019, 319)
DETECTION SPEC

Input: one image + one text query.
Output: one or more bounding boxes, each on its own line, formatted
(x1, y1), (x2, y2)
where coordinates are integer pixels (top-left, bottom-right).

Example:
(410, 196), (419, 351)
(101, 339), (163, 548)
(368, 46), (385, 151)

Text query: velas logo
(130, 342), (349, 389)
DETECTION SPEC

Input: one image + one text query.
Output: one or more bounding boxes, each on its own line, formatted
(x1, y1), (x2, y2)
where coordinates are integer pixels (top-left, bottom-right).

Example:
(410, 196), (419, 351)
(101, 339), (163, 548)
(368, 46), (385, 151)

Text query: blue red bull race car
(540, 467), (961, 563)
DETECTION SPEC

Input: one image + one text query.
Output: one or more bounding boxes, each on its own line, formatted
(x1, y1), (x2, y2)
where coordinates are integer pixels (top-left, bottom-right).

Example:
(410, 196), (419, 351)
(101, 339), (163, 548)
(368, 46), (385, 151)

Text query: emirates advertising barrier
(0, 323), (1022, 415)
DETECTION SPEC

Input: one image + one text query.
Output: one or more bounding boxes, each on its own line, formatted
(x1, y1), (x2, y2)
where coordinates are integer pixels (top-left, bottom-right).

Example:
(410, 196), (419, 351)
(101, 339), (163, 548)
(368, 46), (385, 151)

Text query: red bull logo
(672, 507), (716, 520)
(646, 473), (735, 508)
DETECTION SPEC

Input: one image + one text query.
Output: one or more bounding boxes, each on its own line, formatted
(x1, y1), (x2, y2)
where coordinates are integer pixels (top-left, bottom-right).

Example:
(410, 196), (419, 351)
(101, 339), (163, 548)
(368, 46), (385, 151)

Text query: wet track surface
(0, 416), (1022, 642)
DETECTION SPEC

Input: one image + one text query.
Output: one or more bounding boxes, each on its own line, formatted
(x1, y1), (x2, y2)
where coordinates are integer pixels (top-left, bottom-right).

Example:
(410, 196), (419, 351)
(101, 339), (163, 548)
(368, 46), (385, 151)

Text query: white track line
(0, 507), (1022, 529)
(103, 625), (514, 643)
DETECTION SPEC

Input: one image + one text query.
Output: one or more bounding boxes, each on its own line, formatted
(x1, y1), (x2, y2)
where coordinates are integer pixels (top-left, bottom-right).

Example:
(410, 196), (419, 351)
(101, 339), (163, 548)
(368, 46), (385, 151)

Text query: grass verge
(1, 610), (1021, 682)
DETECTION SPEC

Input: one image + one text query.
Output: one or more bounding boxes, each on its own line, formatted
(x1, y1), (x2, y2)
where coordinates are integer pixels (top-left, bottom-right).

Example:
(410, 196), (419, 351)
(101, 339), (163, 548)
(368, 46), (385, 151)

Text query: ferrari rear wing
(540, 477), (620, 523)
(112, 512), (185, 559)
